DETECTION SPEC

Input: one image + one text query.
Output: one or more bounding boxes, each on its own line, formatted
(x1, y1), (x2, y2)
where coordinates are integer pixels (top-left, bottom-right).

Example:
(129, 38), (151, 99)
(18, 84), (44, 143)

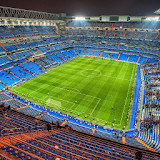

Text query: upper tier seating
(43, 37), (54, 44)
(0, 26), (56, 39)
(0, 32), (13, 39)
(0, 56), (11, 65)
(4, 45), (18, 52)
(35, 59), (46, 66)
(0, 46), (6, 53)
(28, 42), (39, 47)
(38, 46), (49, 53)
(41, 57), (53, 65)
(67, 21), (160, 29)
(15, 51), (32, 59)
(47, 54), (57, 61)
(37, 41), (46, 46)
(17, 43), (29, 49)
(8, 54), (17, 61)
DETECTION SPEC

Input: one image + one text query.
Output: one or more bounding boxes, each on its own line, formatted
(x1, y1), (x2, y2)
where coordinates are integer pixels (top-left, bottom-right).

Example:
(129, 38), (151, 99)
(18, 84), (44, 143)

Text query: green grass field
(10, 57), (137, 130)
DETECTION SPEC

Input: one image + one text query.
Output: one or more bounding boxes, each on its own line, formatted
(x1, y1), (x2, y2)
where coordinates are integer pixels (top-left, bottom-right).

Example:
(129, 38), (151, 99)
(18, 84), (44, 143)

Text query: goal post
(46, 98), (61, 109)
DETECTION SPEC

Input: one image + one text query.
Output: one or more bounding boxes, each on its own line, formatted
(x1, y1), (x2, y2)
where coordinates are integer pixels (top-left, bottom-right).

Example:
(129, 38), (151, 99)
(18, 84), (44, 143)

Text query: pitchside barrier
(129, 65), (141, 129)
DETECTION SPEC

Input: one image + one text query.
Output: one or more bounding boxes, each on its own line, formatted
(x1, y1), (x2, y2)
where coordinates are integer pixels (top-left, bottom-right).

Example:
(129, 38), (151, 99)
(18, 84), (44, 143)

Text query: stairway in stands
(6, 55), (12, 60)
(117, 52), (121, 60)
(90, 48), (95, 56)
(99, 49), (104, 58)
(127, 51), (132, 62)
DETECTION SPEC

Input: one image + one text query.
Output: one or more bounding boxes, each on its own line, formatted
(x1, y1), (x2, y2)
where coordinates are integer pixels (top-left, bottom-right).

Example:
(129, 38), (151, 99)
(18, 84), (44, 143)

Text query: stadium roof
(0, 6), (62, 20)
(154, 8), (160, 14)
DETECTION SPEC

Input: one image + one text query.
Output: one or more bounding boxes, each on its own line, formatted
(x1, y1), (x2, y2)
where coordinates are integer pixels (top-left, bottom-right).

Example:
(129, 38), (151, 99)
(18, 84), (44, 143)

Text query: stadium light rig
(75, 17), (86, 20)
(146, 16), (159, 21)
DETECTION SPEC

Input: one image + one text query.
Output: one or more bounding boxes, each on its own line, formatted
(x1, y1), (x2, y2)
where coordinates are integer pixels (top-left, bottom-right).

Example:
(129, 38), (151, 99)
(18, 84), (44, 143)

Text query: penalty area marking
(45, 84), (101, 100)
(46, 98), (61, 109)
(90, 98), (101, 116)
(45, 84), (101, 112)
(29, 84), (48, 95)
(12, 86), (120, 127)
(63, 87), (81, 93)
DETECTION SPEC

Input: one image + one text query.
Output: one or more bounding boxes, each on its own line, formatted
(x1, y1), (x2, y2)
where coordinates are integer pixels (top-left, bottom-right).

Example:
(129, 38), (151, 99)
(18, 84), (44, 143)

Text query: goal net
(46, 98), (61, 109)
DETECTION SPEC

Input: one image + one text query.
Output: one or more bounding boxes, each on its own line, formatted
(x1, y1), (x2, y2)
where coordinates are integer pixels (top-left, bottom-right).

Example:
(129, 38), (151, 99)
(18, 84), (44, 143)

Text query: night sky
(0, 0), (159, 16)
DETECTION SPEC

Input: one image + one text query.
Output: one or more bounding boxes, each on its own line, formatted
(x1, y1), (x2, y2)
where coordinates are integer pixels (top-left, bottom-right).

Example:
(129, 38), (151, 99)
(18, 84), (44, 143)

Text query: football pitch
(10, 57), (137, 130)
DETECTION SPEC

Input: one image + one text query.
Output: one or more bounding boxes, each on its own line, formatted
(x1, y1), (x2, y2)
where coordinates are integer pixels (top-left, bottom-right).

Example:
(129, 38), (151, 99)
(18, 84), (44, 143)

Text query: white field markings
(11, 81), (33, 93)
(27, 65), (130, 126)
(14, 82), (119, 126)
(14, 82), (48, 96)
(14, 89), (75, 111)
(28, 85), (75, 109)
(14, 85), (49, 105)
(58, 67), (130, 81)
(80, 69), (102, 78)
(45, 84), (101, 101)
(46, 95), (75, 109)
(80, 68), (130, 81)
(10, 89), (49, 106)
(30, 95), (49, 103)
(45, 84), (101, 112)
(30, 60), (130, 83)
(119, 64), (136, 125)
(14, 82), (101, 112)
(90, 98), (101, 116)
(19, 61), (133, 126)
(101, 75), (130, 81)
(29, 84), (48, 95)
(63, 87), (81, 93)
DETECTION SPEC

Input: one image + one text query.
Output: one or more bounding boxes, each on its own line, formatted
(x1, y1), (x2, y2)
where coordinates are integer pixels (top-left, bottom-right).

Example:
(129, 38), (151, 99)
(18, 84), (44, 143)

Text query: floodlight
(146, 17), (159, 21)
(75, 17), (85, 20)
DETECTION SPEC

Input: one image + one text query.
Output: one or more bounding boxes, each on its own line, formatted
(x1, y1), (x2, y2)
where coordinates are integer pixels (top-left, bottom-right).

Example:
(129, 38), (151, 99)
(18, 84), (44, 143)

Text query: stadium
(0, 4), (160, 160)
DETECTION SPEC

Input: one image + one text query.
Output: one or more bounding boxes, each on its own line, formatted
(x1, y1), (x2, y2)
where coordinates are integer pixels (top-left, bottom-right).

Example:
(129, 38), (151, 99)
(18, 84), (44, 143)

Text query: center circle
(80, 69), (102, 78)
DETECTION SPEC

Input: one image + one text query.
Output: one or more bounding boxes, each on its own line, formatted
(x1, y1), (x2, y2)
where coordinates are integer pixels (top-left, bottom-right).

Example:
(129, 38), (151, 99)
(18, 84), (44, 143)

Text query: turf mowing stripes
(120, 64), (136, 125)
(10, 57), (137, 130)
(90, 99), (101, 116)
